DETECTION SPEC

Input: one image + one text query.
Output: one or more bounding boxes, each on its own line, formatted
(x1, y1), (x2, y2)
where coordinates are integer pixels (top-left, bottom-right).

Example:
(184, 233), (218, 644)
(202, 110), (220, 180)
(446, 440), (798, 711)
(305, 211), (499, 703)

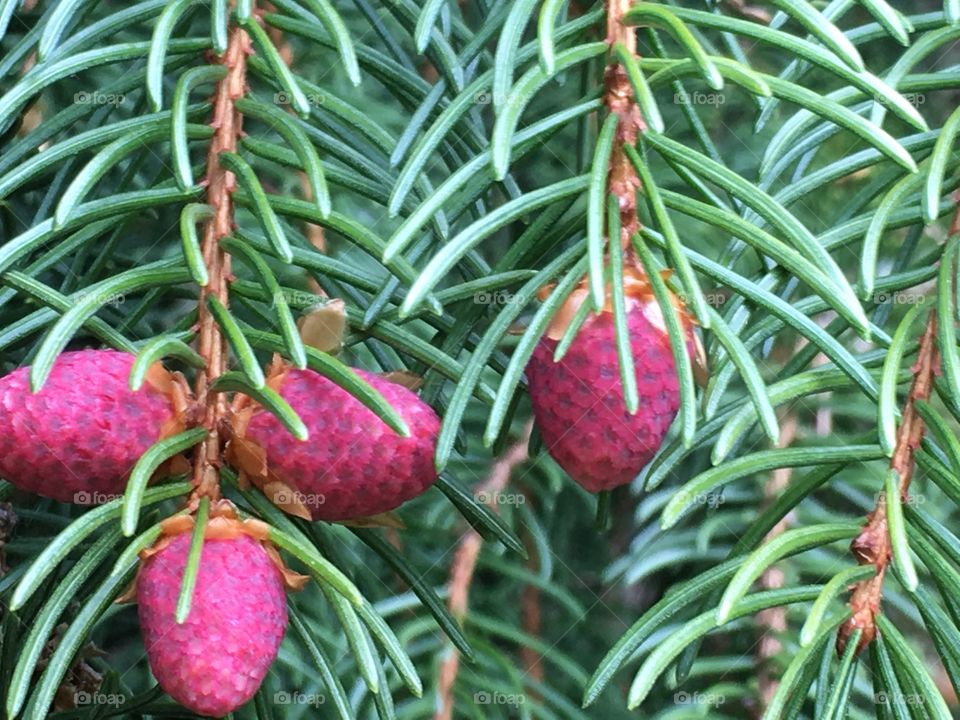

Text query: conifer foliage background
(0, 0), (958, 717)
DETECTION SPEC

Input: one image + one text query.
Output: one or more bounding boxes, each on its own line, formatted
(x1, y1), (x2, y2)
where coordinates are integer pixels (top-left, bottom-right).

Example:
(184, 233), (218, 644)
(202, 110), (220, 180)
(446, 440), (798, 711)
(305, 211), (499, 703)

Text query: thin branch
(605, 0), (645, 254)
(950, 190), (960, 236)
(756, 412), (798, 713)
(839, 311), (939, 654)
(0, 502), (15, 576)
(520, 520), (544, 685)
(265, 8), (327, 253)
(435, 423), (532, 720)
(722, 0), (772, 23)
(192, 23), (252, 502)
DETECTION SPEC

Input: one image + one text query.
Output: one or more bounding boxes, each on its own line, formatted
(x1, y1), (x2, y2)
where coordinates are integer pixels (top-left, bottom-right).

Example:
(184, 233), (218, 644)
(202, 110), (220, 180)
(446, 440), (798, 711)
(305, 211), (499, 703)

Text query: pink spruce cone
(526, 290), (691, 492)
(0, 349), (175, 503)
(241, 367), (440, 520)
(137, 533), (287, 718)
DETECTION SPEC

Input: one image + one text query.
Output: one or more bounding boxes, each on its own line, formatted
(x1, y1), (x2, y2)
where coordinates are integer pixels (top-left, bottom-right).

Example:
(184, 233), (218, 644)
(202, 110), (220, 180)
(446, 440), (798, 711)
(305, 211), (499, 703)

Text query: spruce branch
(520, 518), (545, 687)
(839, 311), (939, 654)
(263, 8), (326, 254)
(0, 501), (15, 575)
(755, 412), (798, 712)
(436, 423), (531, 720)
(190, 21), (252, 503)
(604, 0), (644, 254)
(1, 1), (959, 716)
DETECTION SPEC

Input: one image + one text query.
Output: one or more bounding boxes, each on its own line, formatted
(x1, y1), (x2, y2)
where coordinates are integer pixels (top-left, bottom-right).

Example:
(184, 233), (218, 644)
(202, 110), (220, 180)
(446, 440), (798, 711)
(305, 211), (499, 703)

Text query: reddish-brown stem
(722, 0), (772, 23)
(756, 412), (798, 713)
(0, 502), (16, 576)
(191, 24), (252, 502)
(520, 517), (544, 685)
(435, 424), (531, 720)
(838, 311), (939, 654)
(950, 191), (960, 236)
(605, 0), (645, 256)
(264, 8), (326, 254)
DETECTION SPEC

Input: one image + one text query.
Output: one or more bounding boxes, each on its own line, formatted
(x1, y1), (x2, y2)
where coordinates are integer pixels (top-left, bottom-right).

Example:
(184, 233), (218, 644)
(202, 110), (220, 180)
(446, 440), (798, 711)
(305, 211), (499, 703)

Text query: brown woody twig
(605, 0), (645, 255)
(435, 423), (532, 720)
(756, 413), (798, 712)
(838, 311), (939, 653)
(264, 10), (327, 254)
(191, 24), (252, 502)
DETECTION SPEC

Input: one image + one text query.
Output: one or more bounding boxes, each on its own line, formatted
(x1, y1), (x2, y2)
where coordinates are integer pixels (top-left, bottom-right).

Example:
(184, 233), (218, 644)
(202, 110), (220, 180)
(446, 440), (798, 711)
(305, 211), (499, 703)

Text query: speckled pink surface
(526, 304), (683, 492)
(244, 368), (439, 520)
(138, 533), (287, 718)
(0, 350), (172, 503)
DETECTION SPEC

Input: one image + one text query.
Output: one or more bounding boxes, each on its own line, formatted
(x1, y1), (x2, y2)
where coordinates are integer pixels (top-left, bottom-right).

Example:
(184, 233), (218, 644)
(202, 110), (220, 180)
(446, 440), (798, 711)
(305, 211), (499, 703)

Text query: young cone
(136, 514), (292, 717)
(0, 349), (184, 503)
(526, 268), (694, 492)
(230, 364), (440, 520)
